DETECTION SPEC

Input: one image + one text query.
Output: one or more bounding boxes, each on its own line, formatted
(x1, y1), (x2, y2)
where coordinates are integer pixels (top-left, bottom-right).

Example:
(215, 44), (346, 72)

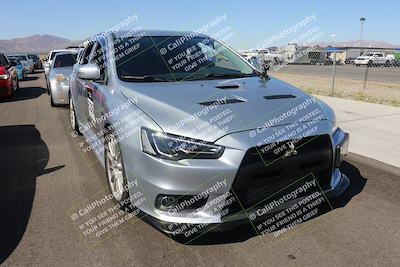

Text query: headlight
(333, 128), (349, 168)
(0, 74), (9, 80)
(141, 128), (224, 160)
(56, 74), (69, 86)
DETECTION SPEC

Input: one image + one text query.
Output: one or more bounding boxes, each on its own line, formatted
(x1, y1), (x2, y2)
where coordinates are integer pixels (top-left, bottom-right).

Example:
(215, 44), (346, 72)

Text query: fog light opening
(159, 196), (178, 210)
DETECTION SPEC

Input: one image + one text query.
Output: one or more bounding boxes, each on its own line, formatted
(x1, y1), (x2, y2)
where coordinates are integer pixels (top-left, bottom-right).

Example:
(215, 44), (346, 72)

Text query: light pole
(360, 17), (366, 46)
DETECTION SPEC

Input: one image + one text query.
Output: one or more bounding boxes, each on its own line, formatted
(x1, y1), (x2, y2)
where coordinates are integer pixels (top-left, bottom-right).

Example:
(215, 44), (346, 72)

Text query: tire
(104, 128), (132, 209)
(367, 61), (373, 67)
(69, 95), (81, 135)
(355, 64), (360, 67)
(46, 80), (50, 95)
(50, 93), (57, 107)
(385, 61), (390, 67)
(8, 86), (14, 99)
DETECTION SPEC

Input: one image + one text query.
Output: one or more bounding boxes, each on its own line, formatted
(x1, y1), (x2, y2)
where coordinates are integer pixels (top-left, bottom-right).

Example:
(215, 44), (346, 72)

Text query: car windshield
(114, 35), (256, 82)
(50, 52), (66, 60)
(11, 59), (21, 65)
(10, 55), (27, 61)
(53, 54), (77, 68)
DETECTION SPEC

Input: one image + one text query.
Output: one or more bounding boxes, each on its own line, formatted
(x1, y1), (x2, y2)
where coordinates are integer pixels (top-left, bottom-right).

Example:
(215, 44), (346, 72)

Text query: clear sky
(2, 0), (399, 49)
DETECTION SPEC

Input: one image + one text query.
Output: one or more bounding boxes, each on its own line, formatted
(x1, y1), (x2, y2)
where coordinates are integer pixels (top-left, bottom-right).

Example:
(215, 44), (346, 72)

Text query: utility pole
(360, 17), (366, 48)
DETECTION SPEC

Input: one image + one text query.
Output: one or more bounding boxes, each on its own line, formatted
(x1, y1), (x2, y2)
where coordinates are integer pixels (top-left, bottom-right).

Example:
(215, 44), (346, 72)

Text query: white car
(354, 52), (392, 66)
(44, 49), (78, 78)
(257, 49), (284, 64)
(241, 49), (283, 65)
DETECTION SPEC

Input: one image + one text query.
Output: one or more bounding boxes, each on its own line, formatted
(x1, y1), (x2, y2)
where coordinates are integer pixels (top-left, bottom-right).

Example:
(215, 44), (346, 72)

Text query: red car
(0, 52), (18, 98)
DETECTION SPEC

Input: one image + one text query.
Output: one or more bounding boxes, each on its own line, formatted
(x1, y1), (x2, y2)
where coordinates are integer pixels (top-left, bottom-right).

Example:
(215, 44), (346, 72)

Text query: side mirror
(77, 64), (100, 80)
(43, 63), (51, 69)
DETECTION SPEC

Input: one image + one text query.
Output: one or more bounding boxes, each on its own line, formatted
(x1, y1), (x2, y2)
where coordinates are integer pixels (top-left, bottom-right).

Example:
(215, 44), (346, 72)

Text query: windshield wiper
(120, 75), (172, 82)
(185, 73), (255, 81)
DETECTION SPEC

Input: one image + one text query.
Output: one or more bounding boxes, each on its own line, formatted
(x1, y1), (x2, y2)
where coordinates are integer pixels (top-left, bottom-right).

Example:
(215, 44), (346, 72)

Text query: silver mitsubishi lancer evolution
(69, 30), (349, 236)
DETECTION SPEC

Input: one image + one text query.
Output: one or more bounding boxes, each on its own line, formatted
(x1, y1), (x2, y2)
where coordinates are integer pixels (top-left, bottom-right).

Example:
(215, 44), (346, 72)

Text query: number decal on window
(87, 90), (95, 123)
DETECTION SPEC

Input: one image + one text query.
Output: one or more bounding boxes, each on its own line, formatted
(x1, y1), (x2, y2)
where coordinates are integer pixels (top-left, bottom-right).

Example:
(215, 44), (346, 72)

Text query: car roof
(54, 51), (78, 57)
(110, 30), (209, 38)
(50, 49), (76, 53)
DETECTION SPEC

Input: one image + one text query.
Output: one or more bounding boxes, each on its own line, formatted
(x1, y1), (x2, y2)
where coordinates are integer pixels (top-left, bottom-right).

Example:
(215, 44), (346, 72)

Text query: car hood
(120, 76), (334, 142)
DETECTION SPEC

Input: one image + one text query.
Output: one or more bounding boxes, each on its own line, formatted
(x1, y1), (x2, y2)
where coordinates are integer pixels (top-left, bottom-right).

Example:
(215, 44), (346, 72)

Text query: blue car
(8, 58), (26, 81)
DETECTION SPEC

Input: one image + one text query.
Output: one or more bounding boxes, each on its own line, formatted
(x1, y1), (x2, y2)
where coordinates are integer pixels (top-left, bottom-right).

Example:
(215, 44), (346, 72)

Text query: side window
(80, 44), (95, 64)
(91, 42), (107, 82)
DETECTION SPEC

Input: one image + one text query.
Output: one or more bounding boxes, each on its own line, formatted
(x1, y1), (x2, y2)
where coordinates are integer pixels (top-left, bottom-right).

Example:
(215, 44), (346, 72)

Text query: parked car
(45, 52), (77, 106)
(8, 58), (27, 81)
(44, 49), (77, 78)
(0, 52), (19, 98)
(257, 49), (284, 64)
(8, 54), (35, 73)
(28, 54), (43, 69)
(69, 30), (350, 236)
(241, 49), (283, 65)
(354, 52), (392, 66)
(344, 57), (356, 64)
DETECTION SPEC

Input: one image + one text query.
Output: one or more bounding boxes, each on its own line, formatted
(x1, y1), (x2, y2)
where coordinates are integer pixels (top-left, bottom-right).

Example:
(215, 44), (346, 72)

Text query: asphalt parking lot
(0, 71), (399, 266)
(271, 64), (400, 84)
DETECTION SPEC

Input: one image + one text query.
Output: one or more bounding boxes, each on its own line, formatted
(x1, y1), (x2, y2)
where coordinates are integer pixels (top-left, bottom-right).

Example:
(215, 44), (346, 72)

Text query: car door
(86, 41), (109, 134)
(74, 43), (96, 127)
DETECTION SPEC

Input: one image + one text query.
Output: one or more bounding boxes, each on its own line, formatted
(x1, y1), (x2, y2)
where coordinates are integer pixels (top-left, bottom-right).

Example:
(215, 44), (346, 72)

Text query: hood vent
(215, 84), (240, 89)
(264, 94), (296, 100)
(199, 98), (245, 106)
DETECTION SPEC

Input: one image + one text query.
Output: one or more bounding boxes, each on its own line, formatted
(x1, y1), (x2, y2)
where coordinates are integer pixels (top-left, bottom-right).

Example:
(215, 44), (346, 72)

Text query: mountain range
(1, 35), (399, 54)
(0, 35), (81, 54)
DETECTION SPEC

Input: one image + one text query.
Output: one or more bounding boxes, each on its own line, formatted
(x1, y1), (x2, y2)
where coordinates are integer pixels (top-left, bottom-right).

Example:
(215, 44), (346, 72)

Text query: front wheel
(50, 93), (56, 107)
(104, 129), (131, 206)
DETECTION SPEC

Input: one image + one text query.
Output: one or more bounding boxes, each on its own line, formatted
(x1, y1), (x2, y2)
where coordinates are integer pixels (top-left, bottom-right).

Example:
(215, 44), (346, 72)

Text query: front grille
(228, 135), (333, 211)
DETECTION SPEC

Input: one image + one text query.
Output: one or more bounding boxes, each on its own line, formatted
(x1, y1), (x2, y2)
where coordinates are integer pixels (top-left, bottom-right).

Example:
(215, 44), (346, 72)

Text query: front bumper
(122, 122), (350, 234)
(49, 79), (70, 104)
(0, 80), (12, 97)
(143, 172), (350, 236)
(354, 59), (369, 65)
